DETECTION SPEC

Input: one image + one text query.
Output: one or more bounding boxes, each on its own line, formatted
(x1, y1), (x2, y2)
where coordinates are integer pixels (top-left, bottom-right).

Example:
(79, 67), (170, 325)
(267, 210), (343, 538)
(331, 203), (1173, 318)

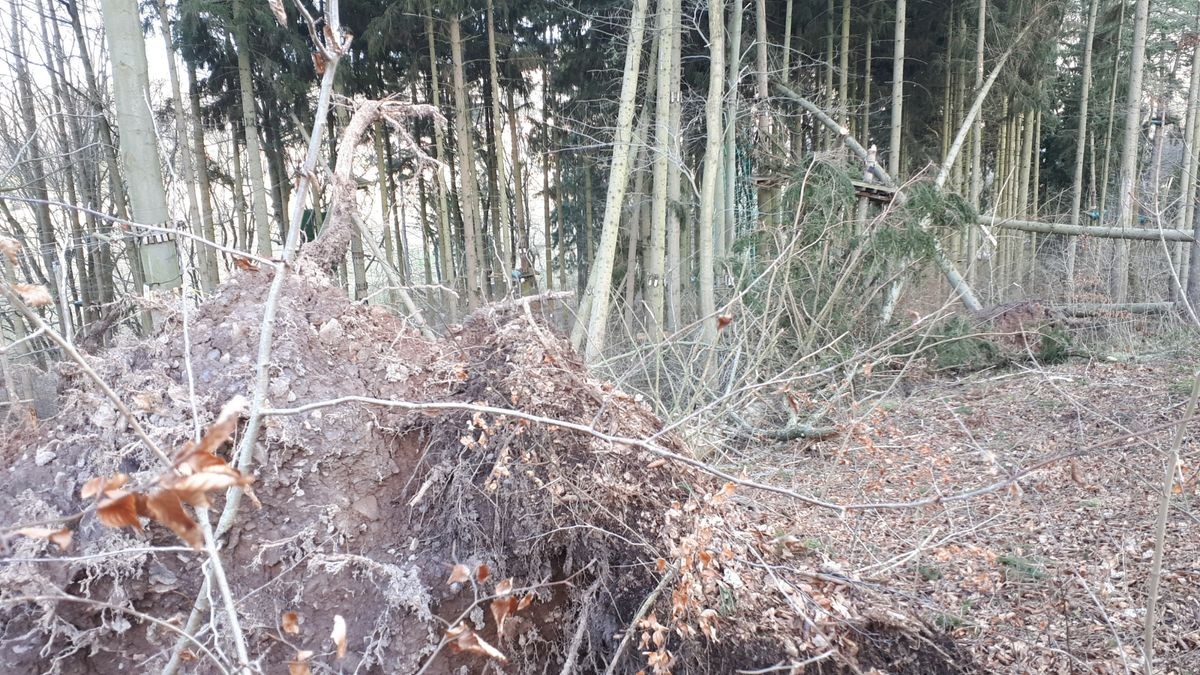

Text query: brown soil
(0, 260), (968, 674)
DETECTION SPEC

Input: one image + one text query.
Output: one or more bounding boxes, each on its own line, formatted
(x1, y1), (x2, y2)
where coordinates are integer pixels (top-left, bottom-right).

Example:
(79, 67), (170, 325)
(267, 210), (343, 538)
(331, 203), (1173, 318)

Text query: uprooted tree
(0, 14), (968, 672)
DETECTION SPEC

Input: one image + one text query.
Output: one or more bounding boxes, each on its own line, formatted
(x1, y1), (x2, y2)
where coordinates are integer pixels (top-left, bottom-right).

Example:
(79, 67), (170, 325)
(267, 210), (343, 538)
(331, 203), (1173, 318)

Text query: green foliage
(1036, 324), (1072, 364)
(894, 316), (1001, 373)
(997, 554), (1048, 581)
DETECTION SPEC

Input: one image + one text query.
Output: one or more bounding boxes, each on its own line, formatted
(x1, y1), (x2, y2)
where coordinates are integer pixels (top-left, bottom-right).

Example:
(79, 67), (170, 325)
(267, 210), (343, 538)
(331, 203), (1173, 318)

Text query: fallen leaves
(12, 526), (72, 550)
(13, 283), (53, 308)
(445, 624), (507, 663)
(282, 611), (301, 635)
(232, 256), (260, 273)
(83, 397), (252, 549)
(0, 236), (19, 263)
(447, 563), (471, 585)
(330, 614), (347, 659)
(287, 650), (313, 675)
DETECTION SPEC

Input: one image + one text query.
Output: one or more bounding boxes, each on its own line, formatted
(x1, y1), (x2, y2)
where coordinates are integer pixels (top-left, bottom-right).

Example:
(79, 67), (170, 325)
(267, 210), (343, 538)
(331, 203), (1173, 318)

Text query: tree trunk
(424, 4), (455, 295)
(650, 0), (677, 337)
(1098, 4), (1127, 221)
(697, 0), (725, 345)
(230, 125), (250, 254)
(569, 0), (649, 360)
(1177, 38), (1200, 299)
(542, 61), (555, 291)
(889, 0), (906, 178)
(838, 0), (851, 129)
(723, 0), (742, 263)
(449, 16), (484, 309)
(187, 61), (221, 288)
(99, 0), (179, 324)
(486, 0), (512, 282)
(508, 90), (530, 281)
(1111, 0), (1150, 302)
(665, 2), (684, 332)
(1066, 0), (1099, 291)
(968, 0), (984, 216)
(232, 0), (272, 257)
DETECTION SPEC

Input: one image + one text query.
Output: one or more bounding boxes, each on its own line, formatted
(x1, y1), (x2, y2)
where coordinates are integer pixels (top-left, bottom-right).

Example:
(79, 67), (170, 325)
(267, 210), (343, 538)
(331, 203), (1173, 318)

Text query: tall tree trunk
(99, 0), (179, 328)
(375, 122), (398, 305)
(755, 0), (772, 227)
(508, 90), (530, 280)
(230, 125), (250, 254)
(824, 0), (835, 148)
(425, 4), (455, 294)
(1098, 4), (1127, 221)
(697, 0), (725, 345)
(1066, 0), (1099, 292)
(838, 0), (851, 129)
(486, 0), (512, 283)
(38, 0), (91, 329)
(187, 61), (220, 287)
(542, 61), (555, 290)
(968, 0), (985, 215)
(156, 0), (214, 291)
(1177, 37), (1200, 300)
(65, 0), (132, 316)
(724, 0), (743, 255)
(665, 3), (684, 332)
(232, 0), (272, 256)
(570, 0), (650, 361)
(889, 0), (906, 178)
(651, 0), (677, 337)
(1112, 0), (1150, 302)
(449, 16), (484, 309)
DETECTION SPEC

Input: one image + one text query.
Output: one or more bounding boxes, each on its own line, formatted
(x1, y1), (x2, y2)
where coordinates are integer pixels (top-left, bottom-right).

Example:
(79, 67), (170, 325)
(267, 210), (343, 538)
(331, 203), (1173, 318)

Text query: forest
(1, 0), (1199, 672)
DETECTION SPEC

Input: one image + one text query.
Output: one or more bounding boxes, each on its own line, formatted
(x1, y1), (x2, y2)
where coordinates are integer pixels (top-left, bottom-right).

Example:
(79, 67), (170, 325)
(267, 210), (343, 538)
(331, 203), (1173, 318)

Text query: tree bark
(888, 0), (906, 178)
(1066, 0), (1099, 290)
(570, 0), (649, 360)
(1112, 0), (1150, 302)
(232, 0), (273, 257)
(486, 0), (513, 281)
(649, 0), (676, 337)
(697, 0), (725, 345)
(449, 16), (484, 309)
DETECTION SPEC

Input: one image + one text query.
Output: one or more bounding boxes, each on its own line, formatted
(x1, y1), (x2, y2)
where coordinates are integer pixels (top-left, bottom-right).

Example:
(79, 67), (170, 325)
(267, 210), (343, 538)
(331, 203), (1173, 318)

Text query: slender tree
(571, 0), (650, 360)
(1112, 0), (1150, 302)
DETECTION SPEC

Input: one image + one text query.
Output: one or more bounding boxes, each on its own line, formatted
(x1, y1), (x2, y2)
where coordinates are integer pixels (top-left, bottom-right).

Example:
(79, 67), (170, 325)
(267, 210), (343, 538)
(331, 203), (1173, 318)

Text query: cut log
(1052, 302), (1178, 317)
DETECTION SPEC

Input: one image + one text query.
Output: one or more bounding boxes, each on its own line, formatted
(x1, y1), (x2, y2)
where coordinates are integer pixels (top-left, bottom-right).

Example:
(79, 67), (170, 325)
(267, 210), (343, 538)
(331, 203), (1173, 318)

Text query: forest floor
(742, 352), (1200, 673)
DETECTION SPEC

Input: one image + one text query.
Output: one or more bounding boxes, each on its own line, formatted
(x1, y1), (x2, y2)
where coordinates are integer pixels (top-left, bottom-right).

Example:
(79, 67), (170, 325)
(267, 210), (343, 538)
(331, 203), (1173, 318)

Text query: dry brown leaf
(0, 236), (19, 263)
(495, 578), (514, 597)
(476, 563), (490, 583)
(281, 611), (301, 635)
(490, 596), (517, 632)
(716, 314), (734, 332)
(142, 490), (202, 549)
(173, 397), (247, 472)
(446, 563), (470, 585)
(330, 614), (347, 659)
(96, 491), (143, 530)
(232, 256), (260, 272)
(287, 649), (313, 675)
(13, 283), (53, 308)
(267, 0), (287, 26)
(517, 595), (533, 611)
(13, 527), (73, 550)
(312, 51), (326, 75)
(446, 624), (507, 663)
(81, 474), (129, 499)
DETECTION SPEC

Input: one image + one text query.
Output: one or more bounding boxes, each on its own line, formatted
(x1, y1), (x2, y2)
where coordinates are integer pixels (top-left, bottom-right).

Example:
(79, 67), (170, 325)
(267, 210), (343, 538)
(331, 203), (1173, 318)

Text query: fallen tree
(0, 93), (972, 675)
(984, 216), (1196, 242)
